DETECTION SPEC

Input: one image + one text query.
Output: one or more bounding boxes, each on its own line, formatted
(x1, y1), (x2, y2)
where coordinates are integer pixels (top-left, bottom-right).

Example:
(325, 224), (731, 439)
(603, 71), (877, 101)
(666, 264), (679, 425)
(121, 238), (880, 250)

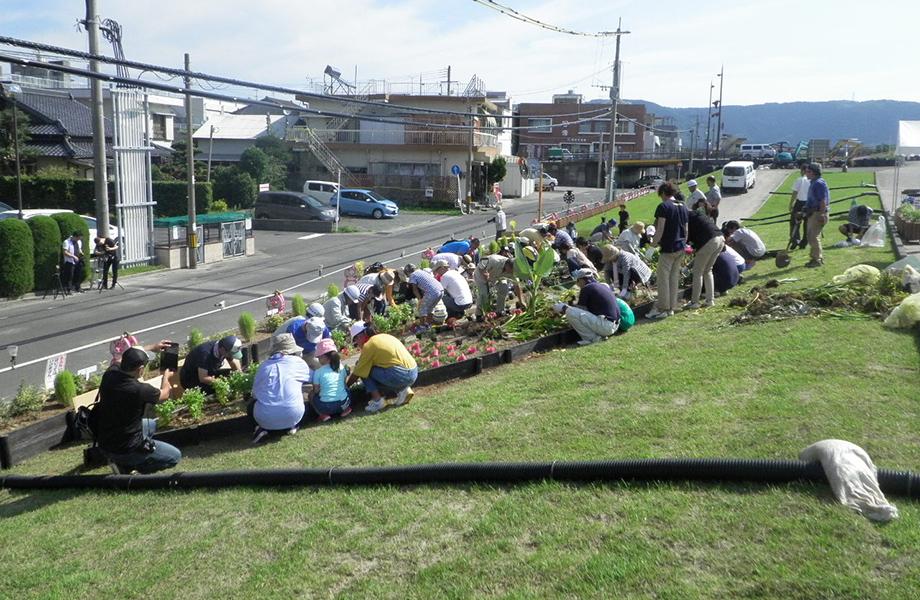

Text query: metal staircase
(296, 126), (359, 185)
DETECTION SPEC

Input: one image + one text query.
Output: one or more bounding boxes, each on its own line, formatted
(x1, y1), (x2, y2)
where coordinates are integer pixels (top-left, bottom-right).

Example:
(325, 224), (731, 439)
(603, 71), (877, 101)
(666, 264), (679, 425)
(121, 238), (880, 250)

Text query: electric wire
(470, 0), (614, 38)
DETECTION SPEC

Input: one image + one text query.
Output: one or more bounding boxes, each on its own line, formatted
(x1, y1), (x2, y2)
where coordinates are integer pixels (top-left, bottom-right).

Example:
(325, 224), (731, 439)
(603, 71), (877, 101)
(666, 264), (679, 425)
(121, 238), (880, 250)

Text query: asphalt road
(0, 177), (782, 399)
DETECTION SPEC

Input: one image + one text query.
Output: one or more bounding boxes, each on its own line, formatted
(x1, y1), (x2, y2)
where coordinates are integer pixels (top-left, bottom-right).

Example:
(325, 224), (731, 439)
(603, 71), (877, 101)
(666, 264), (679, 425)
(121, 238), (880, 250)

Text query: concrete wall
(253, 219), (336, 233)
(541, 160), (605, 188)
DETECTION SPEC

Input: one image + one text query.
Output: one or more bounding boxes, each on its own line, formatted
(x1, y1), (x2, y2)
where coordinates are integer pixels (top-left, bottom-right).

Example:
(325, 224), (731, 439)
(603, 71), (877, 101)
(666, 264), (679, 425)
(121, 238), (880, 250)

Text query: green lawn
(1, 169), (918, 599)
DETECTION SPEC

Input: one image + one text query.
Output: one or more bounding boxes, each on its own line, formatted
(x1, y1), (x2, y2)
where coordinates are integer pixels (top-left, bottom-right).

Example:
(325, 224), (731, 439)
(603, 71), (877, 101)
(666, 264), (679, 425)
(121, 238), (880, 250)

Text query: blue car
(331, 189), (399, 219)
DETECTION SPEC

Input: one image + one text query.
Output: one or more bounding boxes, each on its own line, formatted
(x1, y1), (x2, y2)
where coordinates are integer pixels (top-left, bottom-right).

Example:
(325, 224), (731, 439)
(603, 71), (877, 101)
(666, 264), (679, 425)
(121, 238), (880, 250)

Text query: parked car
(738, 143), (776, 160)
(537, 173), (558, 191)
(0, 209), (119, 239)
(331, 189), (399, 219)
(0, 201), (13, 212)
(634, 175), (665, 188)
(721, 161), (756, 193)
(302, 180), (339, 204)
(254, 191), (337, 221)
(546, 147), (574, 161)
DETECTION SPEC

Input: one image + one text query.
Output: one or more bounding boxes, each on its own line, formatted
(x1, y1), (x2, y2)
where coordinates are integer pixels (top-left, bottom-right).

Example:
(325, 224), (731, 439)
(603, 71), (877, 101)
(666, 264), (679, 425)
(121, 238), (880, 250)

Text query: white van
(739, 143), (776, 160)
(721, 161), (756, 193)
(302, 180), (339, 204)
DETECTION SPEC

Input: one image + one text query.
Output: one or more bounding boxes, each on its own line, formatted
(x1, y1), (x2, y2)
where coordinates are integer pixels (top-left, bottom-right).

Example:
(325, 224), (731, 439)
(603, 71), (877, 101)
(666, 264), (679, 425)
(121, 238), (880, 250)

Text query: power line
(470, 0), (615, 37)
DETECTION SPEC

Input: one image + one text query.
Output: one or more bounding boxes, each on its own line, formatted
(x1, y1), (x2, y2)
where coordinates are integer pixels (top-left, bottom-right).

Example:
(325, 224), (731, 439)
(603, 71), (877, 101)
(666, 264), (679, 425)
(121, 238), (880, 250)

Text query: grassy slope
(2, 171), (918, 599)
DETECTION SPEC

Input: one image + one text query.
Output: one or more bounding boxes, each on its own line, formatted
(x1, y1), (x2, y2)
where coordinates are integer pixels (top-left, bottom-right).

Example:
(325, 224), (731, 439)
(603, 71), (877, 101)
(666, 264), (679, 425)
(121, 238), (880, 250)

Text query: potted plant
(895, 199), (920, 242)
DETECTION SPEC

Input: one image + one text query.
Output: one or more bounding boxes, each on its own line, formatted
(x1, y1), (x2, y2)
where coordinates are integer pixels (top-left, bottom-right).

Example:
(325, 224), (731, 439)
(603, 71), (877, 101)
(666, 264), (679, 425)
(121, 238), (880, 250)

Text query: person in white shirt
(616, 221), (646, 256)
(433, 261), (473, 319)
(687, 180), (708, 208)
(722, 220), (766, 267)
(489, 206), (508, 237)
(789, 163), (811, 248)
(705, 175), (722, 222)
(61, 231), (84, 293)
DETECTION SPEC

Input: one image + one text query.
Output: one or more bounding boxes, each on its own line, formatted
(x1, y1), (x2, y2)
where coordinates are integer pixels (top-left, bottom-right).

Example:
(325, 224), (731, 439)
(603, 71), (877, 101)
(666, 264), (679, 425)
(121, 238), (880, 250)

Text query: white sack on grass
(859, 216), (887, 248)
(799, 439), (899, 522)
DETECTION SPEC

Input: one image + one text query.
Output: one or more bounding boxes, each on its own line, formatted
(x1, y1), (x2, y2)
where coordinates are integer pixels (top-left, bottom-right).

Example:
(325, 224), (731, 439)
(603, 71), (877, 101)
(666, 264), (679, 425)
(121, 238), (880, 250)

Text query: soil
(0, 402), (70, 435)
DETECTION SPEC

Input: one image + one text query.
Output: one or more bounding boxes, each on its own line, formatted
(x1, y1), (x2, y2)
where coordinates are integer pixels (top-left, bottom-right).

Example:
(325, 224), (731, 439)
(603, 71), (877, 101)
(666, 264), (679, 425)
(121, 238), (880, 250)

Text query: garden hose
(742, 192), (882, 224)
(1, 459), (917, 498)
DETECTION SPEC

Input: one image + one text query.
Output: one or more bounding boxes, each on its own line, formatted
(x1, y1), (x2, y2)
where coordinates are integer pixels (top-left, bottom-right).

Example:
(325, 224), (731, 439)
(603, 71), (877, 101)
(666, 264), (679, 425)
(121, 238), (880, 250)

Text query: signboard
(450, 164), (462, 176)
(425, 187), (434, 198)
(258, 182), (270, 192)
(44, 354), (67, 390)
(265, 308), (279, 317)
(244, 218), (252, 230)
(77, 365), (98, 380)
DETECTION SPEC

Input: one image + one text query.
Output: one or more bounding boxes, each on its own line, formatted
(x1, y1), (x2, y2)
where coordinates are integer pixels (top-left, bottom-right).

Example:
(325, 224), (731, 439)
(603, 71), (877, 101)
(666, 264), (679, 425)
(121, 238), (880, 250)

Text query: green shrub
(238, 311), (256, 342)
(53, 371), (78, 407)
(262, 312), (285, 332)
(419, 258), (430, 269)
(0, 219), (35, 297)
(187, 328), (205, 352)
(330, 329), (347, 350)
(212, 377), (231, 406)
(181, 387), (206, 420)
(155, 399), (179, 428)
(212, 167), (256, 209)
(151, 181), (212, 217)
(0, 382), (45, 419)
(292, 294), (306, 316)
(208, 199), (229, 213)
(50, 212), (91, 280)
(27, 215), (62, 291)
(327, 283), (340, 298)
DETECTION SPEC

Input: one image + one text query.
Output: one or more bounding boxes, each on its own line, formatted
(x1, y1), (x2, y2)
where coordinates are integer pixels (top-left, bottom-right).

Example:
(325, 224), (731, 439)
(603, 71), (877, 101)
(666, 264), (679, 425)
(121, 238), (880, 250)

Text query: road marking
(297, 233), (325, 240)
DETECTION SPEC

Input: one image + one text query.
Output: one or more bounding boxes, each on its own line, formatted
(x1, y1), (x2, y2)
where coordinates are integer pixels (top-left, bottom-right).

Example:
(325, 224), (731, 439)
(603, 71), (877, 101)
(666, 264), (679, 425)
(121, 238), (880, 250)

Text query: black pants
(61, 261), (83, 291)
(789, 201), (806, 247)
(102, 256), (119, 286)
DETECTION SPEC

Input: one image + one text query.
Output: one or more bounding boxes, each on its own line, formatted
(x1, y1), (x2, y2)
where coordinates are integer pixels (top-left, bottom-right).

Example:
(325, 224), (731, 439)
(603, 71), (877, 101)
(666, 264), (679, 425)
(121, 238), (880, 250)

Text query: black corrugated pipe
(1, 459), (917, 498)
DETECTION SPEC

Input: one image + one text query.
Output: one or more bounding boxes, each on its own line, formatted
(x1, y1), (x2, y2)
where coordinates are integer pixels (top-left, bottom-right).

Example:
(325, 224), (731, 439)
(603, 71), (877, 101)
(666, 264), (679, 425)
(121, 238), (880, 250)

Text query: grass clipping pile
(729, 270), (908, 326)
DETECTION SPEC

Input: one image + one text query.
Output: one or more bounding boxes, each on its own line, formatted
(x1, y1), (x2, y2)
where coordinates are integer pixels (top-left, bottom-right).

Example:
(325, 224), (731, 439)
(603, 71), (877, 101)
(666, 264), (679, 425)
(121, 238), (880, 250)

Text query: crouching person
(346, 321), (418, 414)
(94, 347), (181, 474)
(553, 269), (620, 345)
(250, 333), (312, 443)
(310, 338), (352, 421)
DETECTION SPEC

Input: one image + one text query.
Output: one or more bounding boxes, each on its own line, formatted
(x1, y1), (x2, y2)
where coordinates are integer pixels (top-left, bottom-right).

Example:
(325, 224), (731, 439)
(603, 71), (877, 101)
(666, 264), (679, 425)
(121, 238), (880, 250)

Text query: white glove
(552, 302), (567, 314)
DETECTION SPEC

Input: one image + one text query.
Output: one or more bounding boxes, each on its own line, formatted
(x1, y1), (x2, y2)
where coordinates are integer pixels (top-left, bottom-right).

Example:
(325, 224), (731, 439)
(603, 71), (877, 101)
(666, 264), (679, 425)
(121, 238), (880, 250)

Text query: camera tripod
(93, 256), (124, 293)
(41, 265), (69, 300)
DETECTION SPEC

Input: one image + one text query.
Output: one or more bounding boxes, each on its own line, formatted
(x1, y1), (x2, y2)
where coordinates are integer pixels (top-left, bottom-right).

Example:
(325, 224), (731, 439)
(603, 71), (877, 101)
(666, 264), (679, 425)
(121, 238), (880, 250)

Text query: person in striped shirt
(404, 264), (444, 327)
(343, 283), (383, 323)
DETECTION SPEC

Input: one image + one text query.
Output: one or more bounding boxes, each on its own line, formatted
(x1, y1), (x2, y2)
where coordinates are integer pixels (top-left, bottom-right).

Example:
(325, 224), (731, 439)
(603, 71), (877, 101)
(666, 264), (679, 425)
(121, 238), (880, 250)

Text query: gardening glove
(552, 302), (567, 314)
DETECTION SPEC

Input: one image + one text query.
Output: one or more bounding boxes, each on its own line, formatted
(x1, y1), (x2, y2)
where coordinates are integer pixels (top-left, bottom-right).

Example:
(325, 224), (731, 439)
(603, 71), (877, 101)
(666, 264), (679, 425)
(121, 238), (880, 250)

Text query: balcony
(286, 126), (500, 150)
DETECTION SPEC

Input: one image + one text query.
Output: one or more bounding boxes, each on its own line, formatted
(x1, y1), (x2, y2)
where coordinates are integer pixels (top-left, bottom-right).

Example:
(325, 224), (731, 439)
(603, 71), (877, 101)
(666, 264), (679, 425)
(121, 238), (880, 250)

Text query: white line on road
(297, 233), (325, 240)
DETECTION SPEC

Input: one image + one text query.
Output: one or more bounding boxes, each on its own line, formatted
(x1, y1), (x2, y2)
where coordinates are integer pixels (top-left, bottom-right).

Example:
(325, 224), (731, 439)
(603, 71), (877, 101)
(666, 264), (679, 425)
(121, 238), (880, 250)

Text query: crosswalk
(297, 233), (325, 240)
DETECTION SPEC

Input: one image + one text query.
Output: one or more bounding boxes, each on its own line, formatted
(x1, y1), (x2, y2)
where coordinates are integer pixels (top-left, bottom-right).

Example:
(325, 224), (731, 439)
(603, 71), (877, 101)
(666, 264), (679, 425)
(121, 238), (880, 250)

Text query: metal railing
(287, 126), (500, 150)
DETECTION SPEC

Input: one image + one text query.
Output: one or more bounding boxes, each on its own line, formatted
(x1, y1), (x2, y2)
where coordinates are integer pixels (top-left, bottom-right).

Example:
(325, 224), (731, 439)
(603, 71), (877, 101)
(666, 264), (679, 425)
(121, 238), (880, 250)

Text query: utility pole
(206, 124), (214, 182)
(715, 65), (724, 156)
(85, 0), (110, 235)
(596, 131), (604, 188)
(689, 115), (700, 175)
(705, 80), (714, 159)
(604, 20), (629, 204)
(466, 101), (474, 210)
(184, 52), (197, 269)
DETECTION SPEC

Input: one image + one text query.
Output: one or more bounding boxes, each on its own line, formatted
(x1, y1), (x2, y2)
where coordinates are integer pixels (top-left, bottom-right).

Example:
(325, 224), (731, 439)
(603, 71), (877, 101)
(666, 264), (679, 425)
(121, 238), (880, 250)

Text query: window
(594, 120), (610, 133)
(616, 120), (635, 134)
(151, 114), (168, 140)
(579, 119), (593, 134)
(527, 118), (552, 134)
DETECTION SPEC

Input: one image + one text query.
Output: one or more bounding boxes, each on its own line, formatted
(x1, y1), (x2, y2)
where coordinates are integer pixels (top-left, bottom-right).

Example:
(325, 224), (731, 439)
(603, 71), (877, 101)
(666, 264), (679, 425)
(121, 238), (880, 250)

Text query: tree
(487, 156), (507, 186)
(157, 140), (206, 180)
(212, 166), (257, 209)
(239, 146), (271, 183)
(0, 106), (36, 176)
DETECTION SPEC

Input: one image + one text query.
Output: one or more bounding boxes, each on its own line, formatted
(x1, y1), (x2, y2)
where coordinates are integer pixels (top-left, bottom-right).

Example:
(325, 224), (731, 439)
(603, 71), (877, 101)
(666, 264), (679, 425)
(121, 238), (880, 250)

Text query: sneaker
(317, 414), (332, 422)
(645, 309), (669, 320)
(683, 301), (701, 310)
(703, 300), (716, 308)
(805, 260), (823, 268)
(340, 406), (352, 418)
(108, 461), (125, 475)
(288, 426), (299, 435)
(252, 427), (269, 444)
(577, 339), (596, 346)
(393, 386), (414, 406)
(365, 398), (385, 413)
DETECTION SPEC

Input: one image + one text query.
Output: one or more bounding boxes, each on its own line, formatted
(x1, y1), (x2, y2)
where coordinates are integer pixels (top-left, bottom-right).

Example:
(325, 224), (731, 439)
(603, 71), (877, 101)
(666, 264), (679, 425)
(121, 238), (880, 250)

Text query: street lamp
(0, 82), (24, 218)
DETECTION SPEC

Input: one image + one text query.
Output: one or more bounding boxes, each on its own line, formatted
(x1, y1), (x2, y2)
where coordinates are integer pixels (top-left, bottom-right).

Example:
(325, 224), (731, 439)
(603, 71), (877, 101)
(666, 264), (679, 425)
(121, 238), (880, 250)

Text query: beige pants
(656, 251), (683, 312)
(566, 306), (618, 342)
(691, 236), (725, 304)
(807, 213), (827, 262)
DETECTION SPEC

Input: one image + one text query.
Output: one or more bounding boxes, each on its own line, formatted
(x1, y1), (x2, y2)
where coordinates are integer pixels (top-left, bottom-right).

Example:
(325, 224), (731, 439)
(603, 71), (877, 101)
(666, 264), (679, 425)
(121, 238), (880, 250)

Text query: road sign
(44, 353), (67, 390)
(425, 187), (434, 198)
(451, 164), (462, 176)
(258, 182), (270, 192)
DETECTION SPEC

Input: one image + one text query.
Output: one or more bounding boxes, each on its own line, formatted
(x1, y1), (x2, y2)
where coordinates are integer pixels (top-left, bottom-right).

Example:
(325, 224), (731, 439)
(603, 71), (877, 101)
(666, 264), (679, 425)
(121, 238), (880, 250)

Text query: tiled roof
(15, 90), (111, 138)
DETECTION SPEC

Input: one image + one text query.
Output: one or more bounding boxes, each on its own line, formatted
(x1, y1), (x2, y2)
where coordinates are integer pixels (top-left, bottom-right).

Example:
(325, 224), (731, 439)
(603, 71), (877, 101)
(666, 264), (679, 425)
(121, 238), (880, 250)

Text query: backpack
(72, 392), (100, 443)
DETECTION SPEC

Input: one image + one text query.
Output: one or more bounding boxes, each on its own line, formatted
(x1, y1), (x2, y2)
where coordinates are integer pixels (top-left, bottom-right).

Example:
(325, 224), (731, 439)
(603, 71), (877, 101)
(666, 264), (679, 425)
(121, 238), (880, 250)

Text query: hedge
(0, 219), (35, 297)
(27, 215), (62, 291)
(0, 176), (212, 217)
(51, 213), (91, 281)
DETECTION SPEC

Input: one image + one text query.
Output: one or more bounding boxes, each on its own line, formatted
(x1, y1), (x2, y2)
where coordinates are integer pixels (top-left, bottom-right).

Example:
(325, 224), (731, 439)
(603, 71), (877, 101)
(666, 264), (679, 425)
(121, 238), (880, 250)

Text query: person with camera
(93, 235), (119, 289)
(61, 230), (84, 293)
(93, 347), (181, 474)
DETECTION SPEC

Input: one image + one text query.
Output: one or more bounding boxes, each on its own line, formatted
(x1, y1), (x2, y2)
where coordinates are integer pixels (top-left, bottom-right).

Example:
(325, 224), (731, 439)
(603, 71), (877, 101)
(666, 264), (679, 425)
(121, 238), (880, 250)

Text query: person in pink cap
(310, 338), (352, 421)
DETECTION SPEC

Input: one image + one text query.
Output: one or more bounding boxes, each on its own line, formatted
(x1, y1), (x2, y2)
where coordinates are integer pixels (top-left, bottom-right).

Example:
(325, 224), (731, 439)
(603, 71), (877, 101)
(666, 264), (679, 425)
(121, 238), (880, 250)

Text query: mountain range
(624, 99), (920, 147)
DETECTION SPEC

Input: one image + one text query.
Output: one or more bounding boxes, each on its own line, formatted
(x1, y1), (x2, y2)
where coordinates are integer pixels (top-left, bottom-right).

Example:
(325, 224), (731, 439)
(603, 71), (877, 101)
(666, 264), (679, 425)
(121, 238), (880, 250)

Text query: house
(513, 92), (648, 160)
(0, 86), (111, 178)
(192, 113), (291, 163)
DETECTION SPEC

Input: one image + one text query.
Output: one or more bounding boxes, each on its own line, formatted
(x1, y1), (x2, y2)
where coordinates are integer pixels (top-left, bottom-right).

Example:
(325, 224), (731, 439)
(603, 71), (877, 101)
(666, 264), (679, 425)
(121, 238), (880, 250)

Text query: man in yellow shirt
(346, 321), (418, 413)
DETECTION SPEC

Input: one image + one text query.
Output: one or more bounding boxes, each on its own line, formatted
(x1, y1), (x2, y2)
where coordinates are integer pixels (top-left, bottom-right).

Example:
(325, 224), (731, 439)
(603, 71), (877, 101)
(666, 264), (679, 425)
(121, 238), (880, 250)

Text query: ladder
(297, 126), (359, 186)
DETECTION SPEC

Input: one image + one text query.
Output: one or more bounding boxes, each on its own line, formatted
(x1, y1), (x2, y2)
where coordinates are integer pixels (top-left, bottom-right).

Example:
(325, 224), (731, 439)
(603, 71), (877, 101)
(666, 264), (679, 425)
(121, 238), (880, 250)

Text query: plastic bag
(799, 439), (898, 522)
(859, 216), (886, 247)
(883, 292), (920, 329)
(903, 265), (920, 294)
(832, 264), (880, 285)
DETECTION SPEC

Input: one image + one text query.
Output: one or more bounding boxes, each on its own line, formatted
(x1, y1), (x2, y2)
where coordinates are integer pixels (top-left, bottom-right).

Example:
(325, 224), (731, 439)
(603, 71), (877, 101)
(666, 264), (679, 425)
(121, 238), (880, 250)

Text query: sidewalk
(876, 163), (920, 260)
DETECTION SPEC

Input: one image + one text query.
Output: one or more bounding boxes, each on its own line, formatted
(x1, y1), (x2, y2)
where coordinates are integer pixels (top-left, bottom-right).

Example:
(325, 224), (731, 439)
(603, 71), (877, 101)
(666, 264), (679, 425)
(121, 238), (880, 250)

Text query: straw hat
(270, 333), (303, 356)
(601, 244), (620, 263)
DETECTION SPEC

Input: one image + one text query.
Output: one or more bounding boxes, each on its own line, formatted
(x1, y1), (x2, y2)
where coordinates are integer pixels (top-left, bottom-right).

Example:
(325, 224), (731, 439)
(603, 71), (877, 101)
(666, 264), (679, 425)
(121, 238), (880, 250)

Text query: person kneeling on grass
(310, 338), (352, 421)
(250, 333), (312, 444)
(552, 269), (620, 345)
(347, 321), (418, 414)
(94, 347), (181, 474)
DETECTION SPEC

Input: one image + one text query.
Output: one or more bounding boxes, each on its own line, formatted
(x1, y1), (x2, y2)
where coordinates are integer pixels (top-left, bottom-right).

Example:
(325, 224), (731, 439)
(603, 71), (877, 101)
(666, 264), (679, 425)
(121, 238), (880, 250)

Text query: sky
(1, 0), (919, 108)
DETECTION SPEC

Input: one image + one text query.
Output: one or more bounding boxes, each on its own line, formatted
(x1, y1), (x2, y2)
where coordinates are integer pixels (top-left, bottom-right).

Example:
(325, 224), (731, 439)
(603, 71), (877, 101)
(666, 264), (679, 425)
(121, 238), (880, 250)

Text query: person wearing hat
(804, 162), (830, 267)
(519, 225), (547, 249)
(344, 282), (384, 322)
(250, 333), (312, 443)
(322, 289), (354, 332)
(358, 268), (398, 309)
(687, 179), (707, 208)
(307, 302), (326, 319)
(346, 321), (417, 413)
(646, 182), (689, 320)
(473, 253), (521, 316)
(179, 335), (243, 395)
(705, 175), (722, 222)
(685, 209), (726, 309)
(433, 260), (473, 320)
(602, 244), (651, 300)
(310, 337), (352, 421)
(275, 313), (330, 369)
(616, 221), (645, 256)
(552, 269), (620, 345)
(93, 346), (181, 474)
(590, 217), (618, 243)
(404, 264), (444, 329)
(266, 289), (286, 314)
(430, 252), (462, 271)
